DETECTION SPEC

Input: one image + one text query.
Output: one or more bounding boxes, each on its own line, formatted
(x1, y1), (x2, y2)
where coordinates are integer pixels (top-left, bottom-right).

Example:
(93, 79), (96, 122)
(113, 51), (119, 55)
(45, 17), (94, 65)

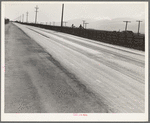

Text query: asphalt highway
(5, 22), (145, 113)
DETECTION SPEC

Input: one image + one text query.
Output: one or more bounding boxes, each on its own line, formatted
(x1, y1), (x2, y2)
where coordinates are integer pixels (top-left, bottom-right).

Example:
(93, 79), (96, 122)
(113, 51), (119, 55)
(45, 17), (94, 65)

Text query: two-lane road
(6, 22), (145, 113)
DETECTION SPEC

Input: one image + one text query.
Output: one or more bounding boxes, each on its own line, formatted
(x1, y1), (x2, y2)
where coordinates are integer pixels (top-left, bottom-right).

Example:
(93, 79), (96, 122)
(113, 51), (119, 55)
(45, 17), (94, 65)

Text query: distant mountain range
(60, 18), (145, 34)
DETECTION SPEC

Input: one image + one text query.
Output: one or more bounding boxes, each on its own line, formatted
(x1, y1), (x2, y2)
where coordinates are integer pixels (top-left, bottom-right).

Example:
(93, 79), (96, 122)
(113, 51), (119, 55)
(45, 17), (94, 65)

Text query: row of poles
(15, 11), (29, 23)
(15, 5), (64, 25)
(14, 4), (143, 34)
(15, 5), (38, 24)
(14, 4), (89, 29)
(123, 20), (142, 35)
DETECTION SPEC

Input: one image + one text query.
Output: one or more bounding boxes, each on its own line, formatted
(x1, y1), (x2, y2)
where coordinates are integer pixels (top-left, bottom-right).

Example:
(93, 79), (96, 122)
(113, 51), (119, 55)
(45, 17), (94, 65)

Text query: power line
(123, 21), (131, 31)
(35, 5), (39, 24)
(136, 20), (142, 35)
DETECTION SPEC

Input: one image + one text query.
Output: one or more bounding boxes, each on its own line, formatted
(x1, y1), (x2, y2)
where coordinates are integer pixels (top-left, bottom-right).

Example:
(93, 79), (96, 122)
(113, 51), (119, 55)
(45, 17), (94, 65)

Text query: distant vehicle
(5, 18), (9, 24)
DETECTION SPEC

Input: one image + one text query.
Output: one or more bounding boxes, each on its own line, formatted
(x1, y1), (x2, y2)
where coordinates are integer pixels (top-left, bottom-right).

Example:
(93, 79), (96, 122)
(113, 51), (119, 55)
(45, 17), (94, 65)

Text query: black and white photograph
(1, 1), (148, 121)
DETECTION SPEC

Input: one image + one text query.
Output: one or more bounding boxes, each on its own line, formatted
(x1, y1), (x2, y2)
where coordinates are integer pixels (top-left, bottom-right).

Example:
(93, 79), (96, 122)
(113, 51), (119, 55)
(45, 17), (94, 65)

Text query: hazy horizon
(4, 2), (146, 22)
(3, 2), (147, 33)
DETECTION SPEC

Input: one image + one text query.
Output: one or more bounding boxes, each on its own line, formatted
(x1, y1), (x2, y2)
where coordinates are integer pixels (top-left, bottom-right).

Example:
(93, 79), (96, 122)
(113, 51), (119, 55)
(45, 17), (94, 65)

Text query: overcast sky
(3, 2), (146, 23)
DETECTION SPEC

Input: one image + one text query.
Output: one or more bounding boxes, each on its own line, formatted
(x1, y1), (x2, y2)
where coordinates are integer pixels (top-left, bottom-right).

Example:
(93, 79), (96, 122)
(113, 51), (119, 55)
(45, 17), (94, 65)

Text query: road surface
(5, 22), (145, 113)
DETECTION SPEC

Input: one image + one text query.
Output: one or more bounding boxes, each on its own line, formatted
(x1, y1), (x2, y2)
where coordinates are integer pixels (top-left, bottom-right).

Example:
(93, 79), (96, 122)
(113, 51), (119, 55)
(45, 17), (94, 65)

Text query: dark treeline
(17, 22), (145, 51)
(5, 18), (10, 24)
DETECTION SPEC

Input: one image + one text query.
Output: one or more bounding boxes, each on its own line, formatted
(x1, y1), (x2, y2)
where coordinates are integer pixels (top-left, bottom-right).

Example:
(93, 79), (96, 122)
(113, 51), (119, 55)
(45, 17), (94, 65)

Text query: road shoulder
(5, 22), (108, 113)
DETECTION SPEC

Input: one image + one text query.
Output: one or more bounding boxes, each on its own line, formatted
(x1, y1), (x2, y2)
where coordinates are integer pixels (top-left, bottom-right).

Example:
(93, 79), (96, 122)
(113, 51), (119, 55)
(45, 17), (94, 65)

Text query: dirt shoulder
(5, 22), (108, 113)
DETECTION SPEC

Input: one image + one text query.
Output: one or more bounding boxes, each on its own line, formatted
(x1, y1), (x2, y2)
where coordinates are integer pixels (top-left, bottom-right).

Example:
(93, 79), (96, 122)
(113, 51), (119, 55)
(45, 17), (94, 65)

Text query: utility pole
(136, 20), (142, 35)
(26, 12), (28, 23)
(84, 22), (89, 29)
(63, 21), (67, 26)
(61, 4), (64, 27)
(35, 5), (39, 24)
(22, 14), (24, 22)
(20, 16), (22, 22)
(123, 21), (131, 31)
(82, 20), (85, 28)
(53, 22), (55, 26)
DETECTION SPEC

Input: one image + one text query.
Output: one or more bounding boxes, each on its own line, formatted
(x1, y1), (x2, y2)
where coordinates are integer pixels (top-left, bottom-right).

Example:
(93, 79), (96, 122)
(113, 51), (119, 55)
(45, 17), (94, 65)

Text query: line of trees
(19, 22), (145, 51)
